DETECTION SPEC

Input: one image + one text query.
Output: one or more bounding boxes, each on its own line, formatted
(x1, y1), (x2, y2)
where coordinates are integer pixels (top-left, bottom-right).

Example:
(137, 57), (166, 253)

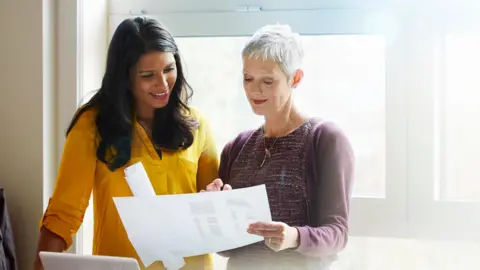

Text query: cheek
(166, 71), (178, 89)
(134, 80), (153, 95)
(271, 86), (290, 102)
(244, 83), (253, 93)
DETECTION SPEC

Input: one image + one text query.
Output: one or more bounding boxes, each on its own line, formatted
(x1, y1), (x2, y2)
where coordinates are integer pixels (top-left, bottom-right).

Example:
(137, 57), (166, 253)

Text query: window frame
(56, 0), (108, 255)
(56, 0), (83, 254)
(405, 14), (480, 242)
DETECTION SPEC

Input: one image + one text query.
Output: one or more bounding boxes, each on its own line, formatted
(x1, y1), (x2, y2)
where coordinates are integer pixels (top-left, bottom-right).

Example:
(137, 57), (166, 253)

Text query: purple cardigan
(218, 120), (355, 259)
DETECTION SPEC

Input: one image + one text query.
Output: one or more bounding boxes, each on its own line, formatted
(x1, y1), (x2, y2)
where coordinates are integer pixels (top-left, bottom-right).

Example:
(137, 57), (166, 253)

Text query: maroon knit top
(218, 118), (354, 270)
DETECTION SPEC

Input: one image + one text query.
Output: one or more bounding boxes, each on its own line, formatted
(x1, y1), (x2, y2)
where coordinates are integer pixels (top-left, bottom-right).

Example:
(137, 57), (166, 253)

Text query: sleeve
(216, 141), (235, 258)
(218, 141), (233, 185)
(0, 189), (17, 270)
(196, 113), (220, 192)
(218, 129), (253, 186)
(40, 110), (97, 250)
(294, 123), (355, 258)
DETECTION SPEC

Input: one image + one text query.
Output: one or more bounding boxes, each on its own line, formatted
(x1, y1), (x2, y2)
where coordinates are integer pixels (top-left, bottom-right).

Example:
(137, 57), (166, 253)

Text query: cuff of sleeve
(41, 215), (73, 250)
(40, 199), (74, 250)
(294, 226), (311, 253)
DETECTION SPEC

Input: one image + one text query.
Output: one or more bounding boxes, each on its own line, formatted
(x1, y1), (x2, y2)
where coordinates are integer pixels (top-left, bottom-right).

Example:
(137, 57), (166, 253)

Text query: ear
(291, 69), (304, 89)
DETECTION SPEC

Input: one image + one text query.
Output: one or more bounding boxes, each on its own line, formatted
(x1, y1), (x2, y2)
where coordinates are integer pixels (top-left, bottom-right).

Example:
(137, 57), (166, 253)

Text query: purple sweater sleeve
(294, 122), (355, 258)
(217, 130), (253, 257)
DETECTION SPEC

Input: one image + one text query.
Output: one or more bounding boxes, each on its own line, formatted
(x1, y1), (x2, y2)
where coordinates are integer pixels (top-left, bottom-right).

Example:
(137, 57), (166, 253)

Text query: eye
(140, 73), (154, 78)
(243, 77), (253, 82)
(263, 80), (274, 85)
(164, 66), (175, 73)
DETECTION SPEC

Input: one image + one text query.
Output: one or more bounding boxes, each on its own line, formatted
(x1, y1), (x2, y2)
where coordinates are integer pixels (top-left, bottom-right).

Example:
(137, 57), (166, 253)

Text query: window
(110, 8), (405, 237)
(440, 33), (480, 202)
(176, 35), (386, 199)
(78, 1), (480, 268)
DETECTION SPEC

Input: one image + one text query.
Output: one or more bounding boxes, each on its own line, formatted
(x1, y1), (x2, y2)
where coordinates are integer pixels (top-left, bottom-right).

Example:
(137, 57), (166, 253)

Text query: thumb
(223, 184), (232, 191)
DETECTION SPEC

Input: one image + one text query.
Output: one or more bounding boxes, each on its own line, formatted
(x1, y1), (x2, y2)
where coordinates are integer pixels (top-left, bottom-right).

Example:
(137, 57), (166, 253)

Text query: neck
(135, 104), (154, 128)
(263, 102), (304, 137)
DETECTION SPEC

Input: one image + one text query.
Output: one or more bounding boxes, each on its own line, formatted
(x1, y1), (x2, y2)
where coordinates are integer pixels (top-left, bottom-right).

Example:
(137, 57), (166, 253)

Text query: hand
(247, 221), (300, 252)
(201, 178), (232, 192)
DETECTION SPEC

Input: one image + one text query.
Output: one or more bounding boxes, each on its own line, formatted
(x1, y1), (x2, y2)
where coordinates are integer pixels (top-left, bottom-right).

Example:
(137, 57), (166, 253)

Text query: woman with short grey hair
(207, 24), (355, 269)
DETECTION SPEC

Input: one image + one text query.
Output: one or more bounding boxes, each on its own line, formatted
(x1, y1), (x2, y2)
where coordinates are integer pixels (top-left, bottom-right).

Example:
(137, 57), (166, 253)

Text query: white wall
(0, 0), (56, 268)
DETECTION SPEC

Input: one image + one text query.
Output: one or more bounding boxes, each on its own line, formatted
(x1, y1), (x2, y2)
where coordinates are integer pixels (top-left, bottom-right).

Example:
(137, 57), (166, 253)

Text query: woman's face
(132, 51), (177, 115)
(243, 57), (302, 117)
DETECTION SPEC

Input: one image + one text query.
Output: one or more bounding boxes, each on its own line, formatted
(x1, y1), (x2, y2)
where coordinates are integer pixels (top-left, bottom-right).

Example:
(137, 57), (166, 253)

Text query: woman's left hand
(247, 221), (300, 252)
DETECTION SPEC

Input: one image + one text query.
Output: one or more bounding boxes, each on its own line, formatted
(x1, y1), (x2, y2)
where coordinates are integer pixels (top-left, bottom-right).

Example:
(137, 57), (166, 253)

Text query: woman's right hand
(202, 178), (232, 192)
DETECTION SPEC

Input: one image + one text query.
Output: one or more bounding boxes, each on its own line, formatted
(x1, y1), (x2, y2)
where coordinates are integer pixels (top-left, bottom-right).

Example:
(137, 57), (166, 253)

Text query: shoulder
(221, 128), (256, 156)
(310, 118), (348, 141)
(186, 106), (211, 137)
(309, 118), (353, 155)
(218, 128), (257, 179)
(186, 106), (210, 131)
(187, 106), (205, 122)
(68, 105), (98, 136)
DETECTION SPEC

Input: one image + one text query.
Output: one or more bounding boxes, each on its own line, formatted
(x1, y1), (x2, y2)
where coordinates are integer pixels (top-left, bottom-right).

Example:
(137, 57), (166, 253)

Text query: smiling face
(132, 51), (177, 117)
(243, 57), (303, 117)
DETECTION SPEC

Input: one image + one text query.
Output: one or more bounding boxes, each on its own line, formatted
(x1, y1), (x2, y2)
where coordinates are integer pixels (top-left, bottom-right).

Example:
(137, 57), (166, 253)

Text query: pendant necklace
(260, 129), (279, 168)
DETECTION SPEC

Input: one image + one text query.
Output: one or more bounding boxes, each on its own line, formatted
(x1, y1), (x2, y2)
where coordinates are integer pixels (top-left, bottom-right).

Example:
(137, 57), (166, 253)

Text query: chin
(250, 106), (266, 116)
(151, 100), (169, 109)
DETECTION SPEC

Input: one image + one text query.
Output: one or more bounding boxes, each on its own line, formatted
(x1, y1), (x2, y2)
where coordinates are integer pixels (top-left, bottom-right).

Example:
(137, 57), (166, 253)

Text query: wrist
(287, 226), (300, 249)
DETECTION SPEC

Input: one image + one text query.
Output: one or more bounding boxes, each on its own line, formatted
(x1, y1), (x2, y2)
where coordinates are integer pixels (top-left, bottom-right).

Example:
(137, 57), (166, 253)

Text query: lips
(252, 99), (267, 105)
(150, 91), (169, 100)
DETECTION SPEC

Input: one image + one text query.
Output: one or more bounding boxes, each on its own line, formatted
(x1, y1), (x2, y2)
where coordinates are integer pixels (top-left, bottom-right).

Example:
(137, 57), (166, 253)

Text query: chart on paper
(113, 184), (271, 269)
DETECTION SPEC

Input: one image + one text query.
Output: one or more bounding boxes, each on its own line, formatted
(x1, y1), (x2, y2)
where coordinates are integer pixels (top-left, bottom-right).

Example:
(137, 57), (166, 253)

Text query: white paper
(113, 185), (271, 269)
(124, 162), (156, 197)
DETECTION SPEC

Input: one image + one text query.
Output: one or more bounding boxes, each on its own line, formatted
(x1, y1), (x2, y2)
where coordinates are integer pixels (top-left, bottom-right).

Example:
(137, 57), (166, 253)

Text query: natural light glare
(176, 35), (386, 199)
(438, 33), (480, 202)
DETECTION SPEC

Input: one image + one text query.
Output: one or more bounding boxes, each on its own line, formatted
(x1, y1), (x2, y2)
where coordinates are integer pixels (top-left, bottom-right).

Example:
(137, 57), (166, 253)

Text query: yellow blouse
(41, 107), (219, 269)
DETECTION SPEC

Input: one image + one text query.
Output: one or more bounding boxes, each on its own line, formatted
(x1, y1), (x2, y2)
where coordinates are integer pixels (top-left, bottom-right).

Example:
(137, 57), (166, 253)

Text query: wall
(0, 0), (56, 268)
(0, 0), (108, 267)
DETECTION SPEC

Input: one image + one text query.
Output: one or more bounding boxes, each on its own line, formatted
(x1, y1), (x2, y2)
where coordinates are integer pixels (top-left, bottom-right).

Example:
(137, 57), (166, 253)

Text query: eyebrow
(243, 72), (274, 79)
(138, 62), (176, 74)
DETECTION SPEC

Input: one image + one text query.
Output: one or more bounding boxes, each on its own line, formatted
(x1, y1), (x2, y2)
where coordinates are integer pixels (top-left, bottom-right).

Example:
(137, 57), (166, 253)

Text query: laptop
(39, 251), (141, 270)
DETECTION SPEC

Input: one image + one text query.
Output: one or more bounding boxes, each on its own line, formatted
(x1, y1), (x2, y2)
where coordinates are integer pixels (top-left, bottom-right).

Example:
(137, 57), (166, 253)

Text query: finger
(213, 178), (224, 188)
(200, 190), (205, 192)
(249, 222), (284, 231)
(267, 237), (283, 245)
(206, 183), (220, 192)
(248, 229), (285, 239)
(223, 184), (232, 191)
(264, 238), (283, 252)
(205, 184), (216, 192)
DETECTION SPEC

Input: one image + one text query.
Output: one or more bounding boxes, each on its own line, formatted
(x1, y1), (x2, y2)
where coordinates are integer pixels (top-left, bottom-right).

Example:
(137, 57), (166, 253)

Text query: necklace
(260, 129), (279, 168)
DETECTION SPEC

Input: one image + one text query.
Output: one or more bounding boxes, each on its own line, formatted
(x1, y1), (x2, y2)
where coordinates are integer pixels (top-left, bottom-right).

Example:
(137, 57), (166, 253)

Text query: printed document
(113, 183), (271, 269)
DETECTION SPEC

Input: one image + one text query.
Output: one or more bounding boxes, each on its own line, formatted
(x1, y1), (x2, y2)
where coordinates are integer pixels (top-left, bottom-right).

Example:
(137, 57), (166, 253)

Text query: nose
(155, 73), (168, 90)
(246, 83), (262, 94)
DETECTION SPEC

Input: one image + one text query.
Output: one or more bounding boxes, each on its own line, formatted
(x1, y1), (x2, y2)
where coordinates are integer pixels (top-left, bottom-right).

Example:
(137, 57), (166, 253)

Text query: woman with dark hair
(34, 17), (219, 269)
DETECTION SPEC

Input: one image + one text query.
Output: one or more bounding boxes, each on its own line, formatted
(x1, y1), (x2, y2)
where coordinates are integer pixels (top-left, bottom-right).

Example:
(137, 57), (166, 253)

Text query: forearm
(34, 227), (67, 270)
(294, 222), (347, 258)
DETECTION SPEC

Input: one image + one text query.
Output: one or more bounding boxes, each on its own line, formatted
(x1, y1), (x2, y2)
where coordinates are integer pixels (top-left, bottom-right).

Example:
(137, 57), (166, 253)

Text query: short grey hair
(242, 24), (304, 77)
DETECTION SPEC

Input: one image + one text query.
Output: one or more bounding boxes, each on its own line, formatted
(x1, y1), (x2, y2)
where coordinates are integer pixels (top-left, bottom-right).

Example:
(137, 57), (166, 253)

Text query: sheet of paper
(113, 184), (271, 269)
(124, 162), (156, 197)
